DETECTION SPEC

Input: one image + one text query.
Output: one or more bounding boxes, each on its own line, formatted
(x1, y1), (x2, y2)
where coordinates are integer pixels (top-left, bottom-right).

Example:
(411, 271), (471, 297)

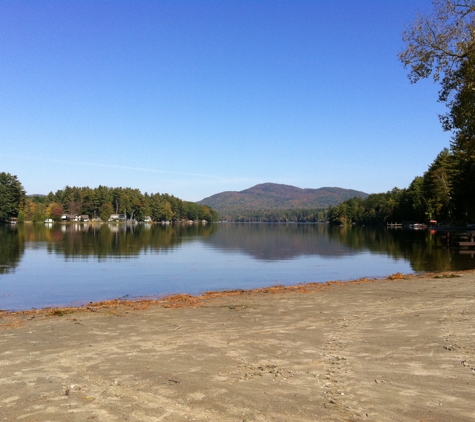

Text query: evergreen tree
(0, 172), (26, 221)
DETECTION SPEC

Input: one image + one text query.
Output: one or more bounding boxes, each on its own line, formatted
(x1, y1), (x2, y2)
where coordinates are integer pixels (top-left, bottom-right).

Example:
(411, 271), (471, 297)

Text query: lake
(1, 223), (474, 311)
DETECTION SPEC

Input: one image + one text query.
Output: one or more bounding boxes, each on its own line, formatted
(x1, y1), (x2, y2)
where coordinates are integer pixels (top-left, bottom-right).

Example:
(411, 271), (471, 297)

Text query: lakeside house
(61, 214), (79, 221)
(108, 214), (126, 222)
(61, 214), (90, 222)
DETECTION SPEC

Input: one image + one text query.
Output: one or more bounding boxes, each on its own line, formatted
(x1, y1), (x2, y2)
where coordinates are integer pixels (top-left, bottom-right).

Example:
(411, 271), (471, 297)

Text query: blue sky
(1, 0), (451, 201)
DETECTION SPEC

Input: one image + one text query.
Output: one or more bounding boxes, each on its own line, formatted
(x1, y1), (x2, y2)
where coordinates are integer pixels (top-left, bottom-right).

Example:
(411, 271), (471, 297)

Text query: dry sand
(1, 272), (475, 421)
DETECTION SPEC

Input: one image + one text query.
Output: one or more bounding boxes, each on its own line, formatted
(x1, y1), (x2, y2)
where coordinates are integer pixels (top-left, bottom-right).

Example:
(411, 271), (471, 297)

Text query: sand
(1, 272), (475, 421)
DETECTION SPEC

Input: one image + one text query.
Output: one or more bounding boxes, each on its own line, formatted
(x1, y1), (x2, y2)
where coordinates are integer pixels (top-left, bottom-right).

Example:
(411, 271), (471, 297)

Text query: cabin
(108, 214), (126, 222)
(80, 215), (90, 222)
(61, 214), (79, 221)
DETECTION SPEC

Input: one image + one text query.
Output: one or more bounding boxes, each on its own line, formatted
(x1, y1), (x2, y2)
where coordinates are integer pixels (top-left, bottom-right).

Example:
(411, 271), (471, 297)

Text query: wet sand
(1, 272), (475, 421)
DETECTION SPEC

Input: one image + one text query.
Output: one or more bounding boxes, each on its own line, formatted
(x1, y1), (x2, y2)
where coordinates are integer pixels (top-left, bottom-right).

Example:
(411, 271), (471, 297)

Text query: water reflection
(0, 223), (216, 261)
(203, 224), (354, 260)
(202, 224), (475, 272)
(334, 226), (475, 272)
(0, 223), (475, 274)
(0, 225), (25, 274)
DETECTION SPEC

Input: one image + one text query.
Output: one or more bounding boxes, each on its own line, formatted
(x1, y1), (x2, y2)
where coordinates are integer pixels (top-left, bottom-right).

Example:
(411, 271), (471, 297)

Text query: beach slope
(1, 273), (475, 421)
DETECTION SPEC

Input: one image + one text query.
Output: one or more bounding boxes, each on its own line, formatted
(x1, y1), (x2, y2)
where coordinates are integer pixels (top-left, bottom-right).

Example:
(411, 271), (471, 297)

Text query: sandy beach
(1, 272), (475, 421)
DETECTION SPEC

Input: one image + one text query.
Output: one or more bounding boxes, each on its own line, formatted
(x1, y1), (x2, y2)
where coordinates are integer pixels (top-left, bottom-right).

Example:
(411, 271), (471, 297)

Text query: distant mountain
(197, 183), (368, 213)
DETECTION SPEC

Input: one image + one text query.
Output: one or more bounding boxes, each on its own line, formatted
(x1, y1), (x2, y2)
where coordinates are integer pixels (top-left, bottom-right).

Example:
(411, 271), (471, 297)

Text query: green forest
(216, 208), (328, 223)
(0, 173), (218, 223)
(327, 148), (460, 226)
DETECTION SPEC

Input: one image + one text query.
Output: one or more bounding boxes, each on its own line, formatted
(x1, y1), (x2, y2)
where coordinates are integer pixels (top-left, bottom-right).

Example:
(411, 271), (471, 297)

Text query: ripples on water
(1, 223), (474, 310)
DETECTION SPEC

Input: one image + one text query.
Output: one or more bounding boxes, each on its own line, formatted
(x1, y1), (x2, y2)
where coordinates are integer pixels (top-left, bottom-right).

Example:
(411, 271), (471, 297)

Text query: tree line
(0, 174), (218, 223)
(327, 147), (459, 225)
(217, 208), (328, 223)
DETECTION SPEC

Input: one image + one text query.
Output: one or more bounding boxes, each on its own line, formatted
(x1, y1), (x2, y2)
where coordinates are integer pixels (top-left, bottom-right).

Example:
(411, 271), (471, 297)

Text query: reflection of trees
(205, 224), (475, 272)
(76, 224), (216, 259)
(0, 225), (25, 274)
(329, 226), (468, 272)
(2, 223), (474, 273)
(14, 223), (218, 260)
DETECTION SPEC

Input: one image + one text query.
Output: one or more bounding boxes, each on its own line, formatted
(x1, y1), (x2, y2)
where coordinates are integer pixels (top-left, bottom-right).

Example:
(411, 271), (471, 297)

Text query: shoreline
(1, 270), (475, 421)
(0, 271), (420, 317)
(0, 269), (464, 318)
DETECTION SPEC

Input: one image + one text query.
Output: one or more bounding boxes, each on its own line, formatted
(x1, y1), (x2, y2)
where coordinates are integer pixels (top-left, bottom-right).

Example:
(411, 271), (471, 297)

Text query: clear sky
(1, 0), (451, 201)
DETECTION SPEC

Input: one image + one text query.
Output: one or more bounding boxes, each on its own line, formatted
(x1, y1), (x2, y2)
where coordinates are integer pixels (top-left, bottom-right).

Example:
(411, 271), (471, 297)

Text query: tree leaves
(399, 0), (475, 84)
(0, 172), (26, 221)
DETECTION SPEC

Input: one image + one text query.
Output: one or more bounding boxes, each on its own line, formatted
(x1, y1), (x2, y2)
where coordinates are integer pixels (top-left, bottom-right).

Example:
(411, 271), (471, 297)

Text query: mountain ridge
(197, 183), (368, 213)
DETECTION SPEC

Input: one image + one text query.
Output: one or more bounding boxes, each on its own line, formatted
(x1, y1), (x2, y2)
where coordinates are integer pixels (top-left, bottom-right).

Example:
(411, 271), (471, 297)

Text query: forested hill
(197, 183), (368, 213)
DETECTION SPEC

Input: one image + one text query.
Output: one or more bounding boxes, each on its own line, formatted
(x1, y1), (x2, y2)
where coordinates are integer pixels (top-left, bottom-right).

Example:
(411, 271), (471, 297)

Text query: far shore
(1, 271), (475, 421)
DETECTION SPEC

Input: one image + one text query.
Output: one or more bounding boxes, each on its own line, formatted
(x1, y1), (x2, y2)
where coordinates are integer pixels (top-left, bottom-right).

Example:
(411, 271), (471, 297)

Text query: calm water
(1, 223), (474, 310)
